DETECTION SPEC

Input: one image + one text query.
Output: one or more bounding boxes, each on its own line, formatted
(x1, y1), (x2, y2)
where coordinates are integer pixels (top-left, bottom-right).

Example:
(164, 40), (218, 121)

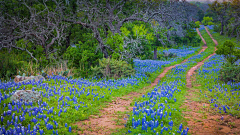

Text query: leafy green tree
(120, 21), (154, 60)
(216, 40), (240, 65)
(216, 40), (240, 83)
(150, 20), (168, 59)
(201, 16), (214, 26)
(64, 33), (102, 78)
(195, 21), (201, 28)
(208, 1), (231, 35)
(197, 9), (205, 22)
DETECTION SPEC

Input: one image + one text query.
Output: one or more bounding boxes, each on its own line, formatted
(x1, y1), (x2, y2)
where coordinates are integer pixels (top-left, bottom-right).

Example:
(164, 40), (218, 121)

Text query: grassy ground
(207, 29), (239, 46)
(192, 30), (240, 118)
(115, 28), (216, 135)
(0, 42), (204, 134)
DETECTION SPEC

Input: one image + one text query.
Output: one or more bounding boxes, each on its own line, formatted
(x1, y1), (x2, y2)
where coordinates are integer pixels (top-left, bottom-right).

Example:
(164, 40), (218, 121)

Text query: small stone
(14, 75), (21, 82)
(11, 90), (42, 103)
(14, 75), (46, 83)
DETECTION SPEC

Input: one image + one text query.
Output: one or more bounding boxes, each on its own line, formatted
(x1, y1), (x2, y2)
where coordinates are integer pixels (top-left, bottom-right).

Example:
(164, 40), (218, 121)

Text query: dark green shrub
(0, 50), (24, 80)
(219, 62), (240, 83)
(144, 72), (151, 78)
(216, 40), (240, 83)
(63, 36), (102, 78)
(91, 58), (135, 80)
(157, 52), (177, 60)
(216, 40), (240, 65)
(213, 23), (221, 33)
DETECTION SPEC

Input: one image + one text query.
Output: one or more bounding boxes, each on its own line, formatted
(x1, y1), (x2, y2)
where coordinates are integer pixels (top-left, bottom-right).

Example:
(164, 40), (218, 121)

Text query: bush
(63, 37), (102, 78)
(213, 23), (221, 32)
(216, 40), (240, 64)
(195, 21), (201, 28)
(157, 52), (177, 60)
(219, 62), (240, 83)
(91, 58), (135, 80)
(0, 51), (25, 80)
(202, 16), (214, 26)
(216, 40), (240, 83)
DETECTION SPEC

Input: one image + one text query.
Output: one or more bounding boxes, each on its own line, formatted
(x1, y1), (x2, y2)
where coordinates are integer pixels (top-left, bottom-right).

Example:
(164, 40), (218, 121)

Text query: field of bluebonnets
(1, 26), (240, 135)
(122, 33), (217, 134)
(0, 44), (202, 134)
(193, 26), (240, 118)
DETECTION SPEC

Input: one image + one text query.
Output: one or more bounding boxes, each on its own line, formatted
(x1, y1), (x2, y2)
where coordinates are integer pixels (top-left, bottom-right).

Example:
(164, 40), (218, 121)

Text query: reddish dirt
(204, 26), (218, 46)
(75, 58), (200, 134)
(151, 65), (178, 87)
(183, 26), (240, 135)
(151, 42), (207, 88)
(186, 27), (218, 88)
(75, 89), (150, 134)
(196, 28), (207, 46)
(75, 64), (180, 135)
(74, 27), (211, 135)
(182, 92), (240, 135)
(186, 52), (215, 88)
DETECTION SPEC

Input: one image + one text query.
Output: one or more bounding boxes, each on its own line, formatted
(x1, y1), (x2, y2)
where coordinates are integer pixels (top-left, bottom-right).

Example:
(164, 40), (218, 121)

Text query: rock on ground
(10, 90), (42, 103)
(14, 75), (46, 83)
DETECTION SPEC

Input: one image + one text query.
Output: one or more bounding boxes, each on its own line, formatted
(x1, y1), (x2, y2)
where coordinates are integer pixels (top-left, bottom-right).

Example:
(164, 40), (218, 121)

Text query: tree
(62, 0), (166, 58)
(195, 21), (201, 28)
(215, 40), (240, 83)
(119, 21), (154, 60)
(216, 40), (240, 65)
(202, 16), (214, 25)
(62, 0), (199, 59)
(208, 1), (232, 35)
(0, 0), (201, 65)
(197, 9), (204, 21)
(228, 0), (240, 38)
(150, 20), (168, 60)
(0, 0), (68, 62)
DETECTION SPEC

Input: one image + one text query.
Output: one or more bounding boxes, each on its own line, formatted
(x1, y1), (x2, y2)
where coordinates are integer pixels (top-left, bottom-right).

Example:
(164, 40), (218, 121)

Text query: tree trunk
(154, 48), (157, 60)
(102, 46), (109, 58)
(66, 25), (73, 49)
(93, 27), (109, 58)
(220, 20), (224, 35)
(231, 23), (240, 37)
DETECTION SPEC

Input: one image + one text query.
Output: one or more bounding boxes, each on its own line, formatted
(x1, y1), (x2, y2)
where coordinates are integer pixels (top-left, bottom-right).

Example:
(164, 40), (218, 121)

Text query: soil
(182, 94), (240, 135)
(75, 62), (183, 135)
(75, 48), (207, 135)
(183, 26), (240, 135)
(74, 27), (236, 135)
(196, 28), (207, 46)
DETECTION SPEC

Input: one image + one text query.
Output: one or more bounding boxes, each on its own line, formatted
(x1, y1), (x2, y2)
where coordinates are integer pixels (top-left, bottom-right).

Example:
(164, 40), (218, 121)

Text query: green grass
(114, 28), (217, 135)
(0, 41), (205, 134)
(206, 29), (240, 47)
(0, 27), (220, 135)
(192, 29), (240, 118)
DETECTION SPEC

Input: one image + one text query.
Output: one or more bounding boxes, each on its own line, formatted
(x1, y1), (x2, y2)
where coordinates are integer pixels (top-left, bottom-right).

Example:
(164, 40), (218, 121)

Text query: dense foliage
(64, 33), (102, 78)
(91, 58), (135, 80)
(216, 40), (240, 82)
(207, 0), (240, 38)
(201, 16), (214, 26)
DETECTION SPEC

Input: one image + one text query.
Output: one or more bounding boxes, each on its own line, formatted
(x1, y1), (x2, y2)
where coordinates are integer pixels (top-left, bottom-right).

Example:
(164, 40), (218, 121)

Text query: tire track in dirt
(183, 26), (240, 135)
(196, 28), (207, 46)
(186, 27), (216, 88)
(74, 28), (209, 135)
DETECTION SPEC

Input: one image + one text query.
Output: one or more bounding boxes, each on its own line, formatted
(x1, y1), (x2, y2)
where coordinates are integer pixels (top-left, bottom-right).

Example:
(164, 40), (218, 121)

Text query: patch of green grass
(0, 27), (216, 135)
(192, 29), (240, 118)
(116, 28), (217, 134)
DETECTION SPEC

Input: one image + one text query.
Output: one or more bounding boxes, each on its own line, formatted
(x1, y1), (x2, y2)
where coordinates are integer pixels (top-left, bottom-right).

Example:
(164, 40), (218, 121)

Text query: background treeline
(196, 0), (240, 39)
(1, 0), (237, 81)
